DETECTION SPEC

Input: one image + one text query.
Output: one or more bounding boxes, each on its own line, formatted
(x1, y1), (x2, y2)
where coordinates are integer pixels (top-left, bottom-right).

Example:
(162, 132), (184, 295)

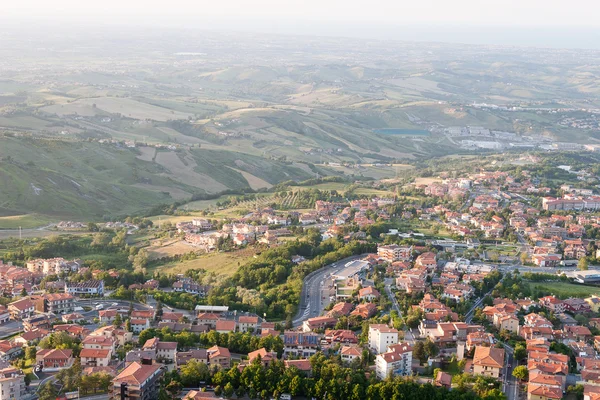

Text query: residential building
(36, 349), (74, 370)
(283, 332), (320, 358)
(110, 361), (164, 400)
(207, 346), (230, 369)
(368, 324), (399, 354)
(7, 299), (34, 321)
(80, 349), (112, 367)
(473, 346), (504, 378)
(375, 343), (413, 379)
(65, 280), (104, 296)
(0, 367), (25, 400)
(340, 345), (362, 364)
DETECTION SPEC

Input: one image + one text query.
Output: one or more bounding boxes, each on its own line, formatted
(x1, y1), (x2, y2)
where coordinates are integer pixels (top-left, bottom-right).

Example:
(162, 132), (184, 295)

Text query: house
(82, 335), (116, 354)
(538, 296), (566, 313)
(207, 346), (230, 369)
(215, 320), (236, 334)
(324, 329), (358, 344)
(586, 295), (600, 312)
(23, 314), (53, 332)
(358, 286), (380, 302)
(327, 302), (354, 318)
(54, 324), (90, 339)
(435, 371), (452, 389)
(493, 313), (519, 334)
(368, 324), (399, 354)
(91, 326), (133, 346)
(283, 359), (313, 376)
(283, 332), (320, 358)
(377, 244), (413, 262)
(177, 349), (208, 367)
(8, 299), (35, 321)
(62, 313), (84, 323)
(375, 343), (413, 379)
(302, 316), (336, 332)
(196, 313), (220, 329)
(36, 349), (74, 370)
(340, 345), (362, 364)
(161, 312), (184, 323)
(466, 331), (495, 351)
(473, 346), (504, 378)
(0, 341), (22, 362)
(247, 348), (276, 366)
(143, 338), (177, 363)
(238, 316), (259, 333)
(80, 349), (112, 367)
(110, 361), (164, 400)
(130, 318), (150, 334)
(0, 367), (25, 400)
(14, 329), (47, 345)
(350, 303), (378, 319)
(0, 306), (9, 325)
(65, 280), (104, 296)
(564, 326), (593, 343)
(34, 293), (75, 315)
(532, 254), (561, 268)
(415, 252), (437, 269)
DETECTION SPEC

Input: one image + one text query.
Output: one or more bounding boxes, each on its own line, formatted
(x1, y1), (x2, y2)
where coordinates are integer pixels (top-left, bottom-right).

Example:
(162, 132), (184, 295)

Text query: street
(292, 254), (365, 326)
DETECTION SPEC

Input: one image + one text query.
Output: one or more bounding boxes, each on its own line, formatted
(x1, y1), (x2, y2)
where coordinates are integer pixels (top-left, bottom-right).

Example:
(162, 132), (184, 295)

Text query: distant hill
(0, 137), (322, 219)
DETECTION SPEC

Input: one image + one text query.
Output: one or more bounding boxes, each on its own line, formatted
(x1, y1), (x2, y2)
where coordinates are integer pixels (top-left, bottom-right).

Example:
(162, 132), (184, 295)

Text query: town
(1, 151), (600, 400)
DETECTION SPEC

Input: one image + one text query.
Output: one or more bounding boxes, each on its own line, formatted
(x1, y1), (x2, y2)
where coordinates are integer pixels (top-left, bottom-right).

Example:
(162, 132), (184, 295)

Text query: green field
(0, 214), (58, 229)
(528, 282), (600, 298)
(149, 250), (254, 277)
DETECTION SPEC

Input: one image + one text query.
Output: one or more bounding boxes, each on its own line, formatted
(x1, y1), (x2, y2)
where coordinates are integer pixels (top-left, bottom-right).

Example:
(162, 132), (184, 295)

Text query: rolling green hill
(0, 137), (322, 220)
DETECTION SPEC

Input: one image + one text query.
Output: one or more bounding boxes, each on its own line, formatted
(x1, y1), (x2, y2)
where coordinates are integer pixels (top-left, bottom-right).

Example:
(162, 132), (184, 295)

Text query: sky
(3, 0), (600, 47)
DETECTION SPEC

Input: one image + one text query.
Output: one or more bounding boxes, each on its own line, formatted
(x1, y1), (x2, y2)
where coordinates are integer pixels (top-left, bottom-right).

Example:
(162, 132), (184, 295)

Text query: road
(500, 342), (518, 400)
(292, 254), (365, 327)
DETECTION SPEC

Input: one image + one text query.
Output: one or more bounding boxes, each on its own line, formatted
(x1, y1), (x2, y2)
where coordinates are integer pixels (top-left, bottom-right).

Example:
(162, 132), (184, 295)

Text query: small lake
(374, 128), (430, 136)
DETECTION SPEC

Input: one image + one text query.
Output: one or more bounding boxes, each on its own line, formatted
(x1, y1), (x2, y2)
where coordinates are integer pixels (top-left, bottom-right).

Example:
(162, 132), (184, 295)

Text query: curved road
(292, 254), (365, 327)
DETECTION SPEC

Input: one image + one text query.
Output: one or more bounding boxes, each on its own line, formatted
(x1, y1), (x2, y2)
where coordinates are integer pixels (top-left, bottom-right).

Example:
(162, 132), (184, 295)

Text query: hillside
(0, 137), (321, 220)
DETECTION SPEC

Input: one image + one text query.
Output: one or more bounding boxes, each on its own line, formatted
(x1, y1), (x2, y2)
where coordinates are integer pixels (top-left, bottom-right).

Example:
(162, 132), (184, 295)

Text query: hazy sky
(5, 0), (600, 27)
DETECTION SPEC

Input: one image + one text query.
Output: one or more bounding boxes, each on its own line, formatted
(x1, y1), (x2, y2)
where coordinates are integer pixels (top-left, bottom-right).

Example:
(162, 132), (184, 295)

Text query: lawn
(0, 214), (59, 229)
(528, 282), (600, 298)
(150, 249), (255, 276)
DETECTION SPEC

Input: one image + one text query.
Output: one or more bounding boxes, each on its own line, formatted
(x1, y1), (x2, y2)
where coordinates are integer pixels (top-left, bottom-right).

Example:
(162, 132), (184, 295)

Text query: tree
(519, 252), (528, 265)
(38, 381), (58, 400)
(223, 382), (235, 399)
(512, 365), (528, 381)
(578, 258), (589, 271)
(514, 344), (527, 361)
(413, 341), (426, 363)
(125, 318), (132, 332)
(180, 359), (210, 387)
(25, 346), (36, 360)
(113, 313), (123, 327)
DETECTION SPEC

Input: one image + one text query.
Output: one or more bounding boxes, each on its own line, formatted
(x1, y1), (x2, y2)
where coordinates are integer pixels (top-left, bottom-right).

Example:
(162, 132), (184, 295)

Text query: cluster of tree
(38, 361), (112, 400)
(138, 328), (284, 355)
(168, 352), (498, 400)
(202, 237), (375, 320)
(39, 331), (82, 357)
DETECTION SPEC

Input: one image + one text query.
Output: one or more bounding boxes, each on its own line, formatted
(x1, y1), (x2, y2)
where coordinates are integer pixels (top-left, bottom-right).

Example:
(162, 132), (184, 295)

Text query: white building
(368, 324), (399, 354)
(375, 343), (413, 379)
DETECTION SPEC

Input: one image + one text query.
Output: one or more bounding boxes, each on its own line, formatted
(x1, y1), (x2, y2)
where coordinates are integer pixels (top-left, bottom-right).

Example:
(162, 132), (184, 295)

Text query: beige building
(494, 313), (519, 334)
(0, 367), (25, 400)
(473, 346), (504, 378)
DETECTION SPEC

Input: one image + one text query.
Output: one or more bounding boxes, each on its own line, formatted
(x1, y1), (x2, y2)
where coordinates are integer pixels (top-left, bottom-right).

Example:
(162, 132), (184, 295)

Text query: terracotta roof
(80, 348), (111, 359)
(114, 361), (162, 386)
(473, 346), (504, 368)
(215, 320), (236, 331)
(284, 359), (312, 371)
(527, 384), (562, 399)
(340, 345), (362, 357)
(37, 348), (72, 360)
